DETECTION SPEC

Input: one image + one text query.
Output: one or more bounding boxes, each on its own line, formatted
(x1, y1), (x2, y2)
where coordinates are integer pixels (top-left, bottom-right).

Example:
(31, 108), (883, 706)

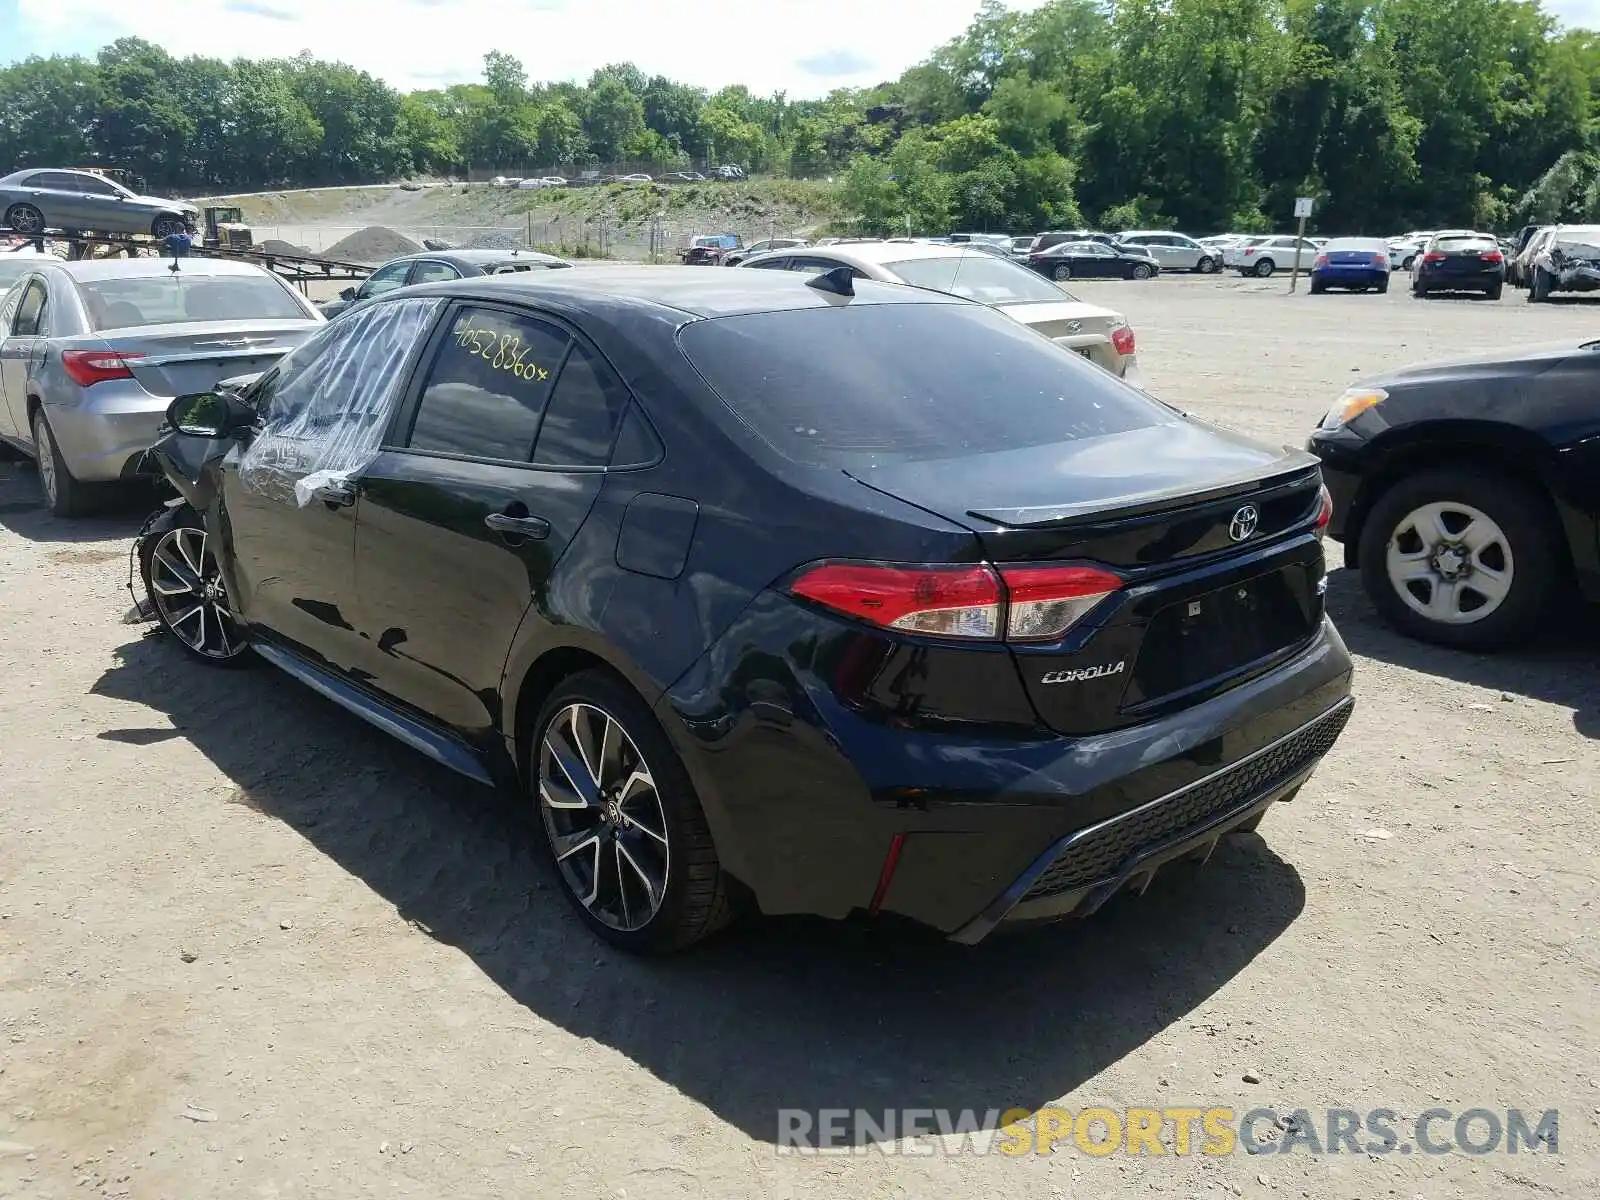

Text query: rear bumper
(44, 381), (167, 482)
(1312, 267), (1386, 287)
(661, 611), (1354, 941)
(1416, 269), (1502, 290)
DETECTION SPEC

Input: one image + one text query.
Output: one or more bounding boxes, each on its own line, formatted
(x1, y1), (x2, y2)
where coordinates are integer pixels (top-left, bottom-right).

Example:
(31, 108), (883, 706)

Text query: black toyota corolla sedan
(140, 266), (1353, 952)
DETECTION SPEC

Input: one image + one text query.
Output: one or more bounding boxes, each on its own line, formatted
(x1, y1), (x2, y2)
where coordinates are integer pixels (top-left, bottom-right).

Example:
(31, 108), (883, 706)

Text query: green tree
(582, 75), (646, 161)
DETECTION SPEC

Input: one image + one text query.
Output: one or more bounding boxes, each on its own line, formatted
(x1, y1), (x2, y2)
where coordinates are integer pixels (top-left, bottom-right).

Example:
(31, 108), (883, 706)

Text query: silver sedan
(0, 168), (199, 240)
(0, 258), (324, 515)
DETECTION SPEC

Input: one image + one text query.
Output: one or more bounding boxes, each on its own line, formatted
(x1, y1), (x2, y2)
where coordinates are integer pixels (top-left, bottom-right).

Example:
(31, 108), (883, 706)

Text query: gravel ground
(1, 276), (1596, 1200)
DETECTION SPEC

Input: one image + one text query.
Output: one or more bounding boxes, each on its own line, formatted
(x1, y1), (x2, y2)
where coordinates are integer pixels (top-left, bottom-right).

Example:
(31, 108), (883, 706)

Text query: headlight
(1320, 386), (1386, 430)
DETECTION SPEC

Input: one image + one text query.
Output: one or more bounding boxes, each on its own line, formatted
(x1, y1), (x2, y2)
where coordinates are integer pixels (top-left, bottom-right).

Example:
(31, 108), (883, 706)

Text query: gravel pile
(325, 226), (422, 263)
(465, 230), (523, 250)
(258, 238), (312, 257)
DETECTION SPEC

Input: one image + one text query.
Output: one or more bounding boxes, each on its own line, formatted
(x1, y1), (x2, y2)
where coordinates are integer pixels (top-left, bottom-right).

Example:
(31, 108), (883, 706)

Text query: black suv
(140, 268), (1354, 952)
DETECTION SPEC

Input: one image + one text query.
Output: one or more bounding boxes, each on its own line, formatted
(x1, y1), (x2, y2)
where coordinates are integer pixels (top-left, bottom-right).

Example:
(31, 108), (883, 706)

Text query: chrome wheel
(1385, 501), (1514, 626)
(32, 412), (57, 507)
(538, 702), (670, 932)
(7, 205), (42, 234)
(148, 527), (244, 659)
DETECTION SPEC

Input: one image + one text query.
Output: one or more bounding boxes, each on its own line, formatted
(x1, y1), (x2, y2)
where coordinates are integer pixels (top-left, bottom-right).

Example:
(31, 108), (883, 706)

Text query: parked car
(1307, 343), (1600, 648)
(318, 248), (574, 318)
(679, 234), (743, 265)
(721, 237), (808, 267)
(1032, 230), (1117, 255)
(139, 265), (1353, 951)
(1525, 228), (1600, 302)
(660, 171), (707, 184)
(619, 173), (653, 184)
(0, 168), (199, 240)
(711, 165), (746, 180)
(1227, 235), (1318, 277)
(0, 258), (324, 515)
(1386, 237), (1426, 272)
(1411, 231), (1504, 299)
(739, 240), (1141, 379)
(1114, 230), (1221, 273)
(1505, 224), (1545, 286)
(1008, 235), (1037, 259)
(1308, 237), (1391, 294)
(1027, 240), (1161, 281)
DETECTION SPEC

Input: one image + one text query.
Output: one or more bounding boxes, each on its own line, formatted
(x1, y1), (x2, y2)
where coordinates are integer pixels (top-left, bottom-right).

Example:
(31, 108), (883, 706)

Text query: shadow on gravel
(0, 462), (152, 544)
(92, 630), (1306, 1146)
(1324, 566), (1600, 739)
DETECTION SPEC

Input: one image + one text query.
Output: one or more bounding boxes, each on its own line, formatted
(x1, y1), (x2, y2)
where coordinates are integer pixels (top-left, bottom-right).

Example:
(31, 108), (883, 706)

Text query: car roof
(787, 242), (1001, 267)
(383, 248), (569, 268)
(403, 263), (968, 319)
(37, 256), (284, 282)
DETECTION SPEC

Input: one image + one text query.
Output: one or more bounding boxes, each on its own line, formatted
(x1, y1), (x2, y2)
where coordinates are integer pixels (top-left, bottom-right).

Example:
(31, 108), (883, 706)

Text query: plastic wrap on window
(237, 297), (446, 506)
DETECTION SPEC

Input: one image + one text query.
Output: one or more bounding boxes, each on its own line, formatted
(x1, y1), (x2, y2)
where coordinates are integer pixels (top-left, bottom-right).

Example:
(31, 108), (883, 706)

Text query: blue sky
(2, 0), (1600, 97)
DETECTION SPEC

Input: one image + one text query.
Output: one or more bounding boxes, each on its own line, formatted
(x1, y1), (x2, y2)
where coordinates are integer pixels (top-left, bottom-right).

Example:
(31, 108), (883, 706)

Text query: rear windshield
(677, 302), (1166, 469)
(1434, 236), (1496, 252)
(1324, 239), (1384, 252)
(885, 254), (1068, 304)
(76, 274), (307, 331)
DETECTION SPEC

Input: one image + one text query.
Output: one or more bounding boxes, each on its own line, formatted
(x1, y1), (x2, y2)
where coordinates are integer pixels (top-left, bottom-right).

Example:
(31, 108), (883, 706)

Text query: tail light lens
(788, 561), (1123, 643)
(1313, 254), (1329, 268)
(1314, 485), (1333, 533)
(1480, 250), (1504, 263)
(1421, 252), (1446, 264)
(61, 349), (144, 387)
(1110, 324), (1136, 357)
(1372, 254), (1388, 268)
(1244, 247), (1257, 256)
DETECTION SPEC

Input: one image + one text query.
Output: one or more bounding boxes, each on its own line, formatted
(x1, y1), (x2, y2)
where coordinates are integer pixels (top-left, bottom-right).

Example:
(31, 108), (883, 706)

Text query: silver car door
(0, 281), (25, 438)
(0, 276), (45, 441)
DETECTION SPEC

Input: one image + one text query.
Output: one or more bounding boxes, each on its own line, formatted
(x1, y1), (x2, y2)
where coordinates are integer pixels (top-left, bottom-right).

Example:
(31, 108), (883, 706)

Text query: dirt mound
(325, 226), (421, 263)
(258, 238), (312, 257)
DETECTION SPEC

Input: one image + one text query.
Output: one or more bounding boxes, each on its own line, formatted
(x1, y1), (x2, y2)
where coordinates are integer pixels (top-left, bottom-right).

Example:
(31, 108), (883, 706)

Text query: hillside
(209, 180), (843, 261)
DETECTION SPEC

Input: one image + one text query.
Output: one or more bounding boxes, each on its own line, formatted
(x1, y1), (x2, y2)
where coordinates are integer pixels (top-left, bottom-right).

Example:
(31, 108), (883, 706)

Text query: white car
(620, 173), (653, 183)
(739, 240), (1142, 381)
(540, 176), (568, 188)
(1227, 234), (1319, 277)
(1115, 230), (1222, 273)
(489, 176), (509, 187)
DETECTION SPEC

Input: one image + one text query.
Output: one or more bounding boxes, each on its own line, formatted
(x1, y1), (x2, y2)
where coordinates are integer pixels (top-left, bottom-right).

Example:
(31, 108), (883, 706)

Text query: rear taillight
(61, 349), (144, 387)
(1480, 250), (1504, 263)
(1421, 252), (1446, 264)
(1111, 324), (1136, 356)
(788, 561), (1123, 643)
(1313, 254), (1328, 268)
(1244, 247), (1256, 256)
(1372, 254), (1388, 268)
(1314, 485), (1333, 534)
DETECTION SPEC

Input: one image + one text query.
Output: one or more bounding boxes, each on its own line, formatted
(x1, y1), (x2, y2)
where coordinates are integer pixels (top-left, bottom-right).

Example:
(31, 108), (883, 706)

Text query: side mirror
(339, 287), (357, 302)
(167, 390), (255, 439)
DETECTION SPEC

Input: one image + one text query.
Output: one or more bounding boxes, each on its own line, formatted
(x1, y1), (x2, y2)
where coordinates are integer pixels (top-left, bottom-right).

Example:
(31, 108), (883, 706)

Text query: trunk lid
(845, 418), (1328, 735)
(106, 320), (320, 398)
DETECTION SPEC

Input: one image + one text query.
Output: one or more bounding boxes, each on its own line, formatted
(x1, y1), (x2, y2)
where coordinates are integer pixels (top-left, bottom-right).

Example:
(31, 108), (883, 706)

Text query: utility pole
(1288, 196), (1314, 293)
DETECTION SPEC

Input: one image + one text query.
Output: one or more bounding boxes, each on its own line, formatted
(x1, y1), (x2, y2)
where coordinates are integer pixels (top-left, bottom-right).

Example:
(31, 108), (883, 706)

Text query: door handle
(484, 512), (550, 540)
(314, 481), (356, 508)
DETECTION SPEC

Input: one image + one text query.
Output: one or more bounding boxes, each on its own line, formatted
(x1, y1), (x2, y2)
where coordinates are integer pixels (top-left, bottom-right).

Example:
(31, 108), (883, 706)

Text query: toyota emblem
(1228, 504), (1260, 542)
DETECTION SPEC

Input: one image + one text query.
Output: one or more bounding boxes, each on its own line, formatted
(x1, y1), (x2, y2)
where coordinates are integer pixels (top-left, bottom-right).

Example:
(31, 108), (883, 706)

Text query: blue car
(1309, 236), (1391, 293)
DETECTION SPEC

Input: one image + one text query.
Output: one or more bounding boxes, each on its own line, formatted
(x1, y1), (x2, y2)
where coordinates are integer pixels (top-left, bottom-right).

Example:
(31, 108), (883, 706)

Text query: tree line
(2, 0), (1598, 234)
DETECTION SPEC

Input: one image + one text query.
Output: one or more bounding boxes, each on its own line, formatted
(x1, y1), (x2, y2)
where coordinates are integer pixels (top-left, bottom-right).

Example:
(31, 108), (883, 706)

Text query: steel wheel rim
(538, 702), (670, 932)
(149, 527), (243, 658)
(33, 416), (56, 506)
(1386, 500), (1515, 626)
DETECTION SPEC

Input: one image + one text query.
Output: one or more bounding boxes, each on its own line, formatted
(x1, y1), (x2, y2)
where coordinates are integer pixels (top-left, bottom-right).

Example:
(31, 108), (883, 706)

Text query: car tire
(1253, 259), (1275, 277)
(5, 203), (46, 235)
(1131, 264), (1153, 280)
(1357, 468), (1563, 650)
(1377, 278), (1389, 294)
(1401, 255), (1416, 271)
(140, 507), (256, 667)
(1486, 282), (1503, 300)
(532, 669), (736, 953)
(1052, 264), (1072, 281)
(151, 215), (188, 240)
(1529, 268), (1552, 302)
(31, 408), (94, 517)
(1197, 257), (1218, 274)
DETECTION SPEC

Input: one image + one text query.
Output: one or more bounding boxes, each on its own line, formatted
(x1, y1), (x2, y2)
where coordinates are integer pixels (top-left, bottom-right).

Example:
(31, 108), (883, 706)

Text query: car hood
(1359, 341), (1584, 389)
(133, 193), (198, 213)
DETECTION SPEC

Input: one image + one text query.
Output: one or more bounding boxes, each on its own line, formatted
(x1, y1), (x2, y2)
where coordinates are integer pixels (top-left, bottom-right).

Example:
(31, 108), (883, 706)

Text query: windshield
(677, 302), (1164, 470)
(886, 253), (1074, 304)
(1434, 236), (1496, 253)
(76, 273), (310, 331)
(1325, 239), (1385, 252)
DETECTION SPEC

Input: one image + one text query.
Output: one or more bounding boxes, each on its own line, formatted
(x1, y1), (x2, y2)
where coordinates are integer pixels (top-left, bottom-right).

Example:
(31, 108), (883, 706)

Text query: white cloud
(16, 0), (1048, 96)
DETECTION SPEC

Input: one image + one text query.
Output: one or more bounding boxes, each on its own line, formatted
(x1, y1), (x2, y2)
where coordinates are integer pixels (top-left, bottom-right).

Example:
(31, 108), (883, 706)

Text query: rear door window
(12, 280), (47, 336)
(677, 301), (1166, 469)
(405, 305), (571, 462)
(532, 343), (633, 466)
(410, 260), (462, 284)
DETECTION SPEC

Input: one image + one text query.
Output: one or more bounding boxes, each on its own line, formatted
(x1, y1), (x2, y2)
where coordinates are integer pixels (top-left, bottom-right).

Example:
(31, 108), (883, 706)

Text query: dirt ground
(1, 276), (1596, 1200)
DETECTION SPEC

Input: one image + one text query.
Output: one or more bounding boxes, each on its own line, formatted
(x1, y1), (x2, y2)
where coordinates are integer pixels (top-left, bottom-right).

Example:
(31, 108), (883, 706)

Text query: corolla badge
(1228, 503), (1260, 542)
(1041, 662), (1125, 685)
